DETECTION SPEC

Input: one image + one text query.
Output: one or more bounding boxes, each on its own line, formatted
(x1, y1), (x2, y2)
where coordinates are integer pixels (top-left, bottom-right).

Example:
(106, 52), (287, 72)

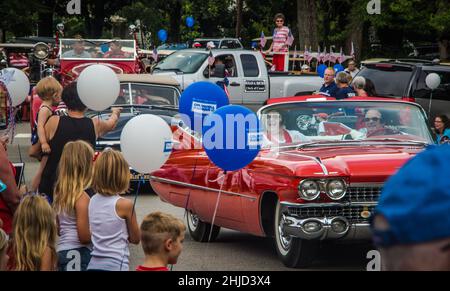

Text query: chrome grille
(288, 206), (376, 224)
(346, 186), (382, 203)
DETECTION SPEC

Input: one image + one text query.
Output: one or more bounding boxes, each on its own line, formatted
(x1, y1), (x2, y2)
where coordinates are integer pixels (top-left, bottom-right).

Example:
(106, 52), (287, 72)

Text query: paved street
(7, 122), (373, 271)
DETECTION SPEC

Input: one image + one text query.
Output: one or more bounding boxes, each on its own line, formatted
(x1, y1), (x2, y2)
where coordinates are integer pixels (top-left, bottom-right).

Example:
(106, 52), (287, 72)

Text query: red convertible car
(151, 96), (433, 268)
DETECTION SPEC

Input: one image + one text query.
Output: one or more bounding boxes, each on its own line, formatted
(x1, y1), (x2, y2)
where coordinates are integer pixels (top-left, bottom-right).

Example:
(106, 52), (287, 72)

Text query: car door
(205, 165), (245, 230)
(240, 53), (268, 105)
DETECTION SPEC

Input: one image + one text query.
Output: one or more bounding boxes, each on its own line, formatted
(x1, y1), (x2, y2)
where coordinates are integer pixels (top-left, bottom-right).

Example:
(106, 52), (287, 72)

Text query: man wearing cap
(371, 145), (450, 270)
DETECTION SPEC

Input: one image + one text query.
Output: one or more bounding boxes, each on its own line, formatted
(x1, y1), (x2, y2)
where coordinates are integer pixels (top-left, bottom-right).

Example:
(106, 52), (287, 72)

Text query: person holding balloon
(335, 72), (356, 100)
(318, 67), (339, 97)
(38, 82), (121, 201)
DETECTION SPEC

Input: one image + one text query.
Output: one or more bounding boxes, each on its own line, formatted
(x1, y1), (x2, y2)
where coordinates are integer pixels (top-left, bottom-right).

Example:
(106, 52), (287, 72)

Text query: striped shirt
(273, 27), (290, 53)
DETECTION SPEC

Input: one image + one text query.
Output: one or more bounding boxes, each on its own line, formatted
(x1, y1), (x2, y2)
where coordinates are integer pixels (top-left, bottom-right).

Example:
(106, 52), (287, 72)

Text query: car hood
(89, 107), (178, 148)
(254, 145), (424, 183)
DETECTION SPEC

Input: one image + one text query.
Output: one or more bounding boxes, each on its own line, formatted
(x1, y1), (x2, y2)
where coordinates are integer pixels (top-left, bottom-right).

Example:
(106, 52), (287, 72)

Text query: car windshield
(259, 101), (433, 147)
(116, 83), (179, 106)
(153, 51), (207, 74)
(60, 39), (136, 60)
(357, 66), (413, 97)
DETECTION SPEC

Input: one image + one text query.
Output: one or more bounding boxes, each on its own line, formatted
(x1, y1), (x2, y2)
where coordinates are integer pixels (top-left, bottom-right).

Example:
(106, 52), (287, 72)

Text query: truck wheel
(187, 211), (221, 242)
(274, 201), (318, 268)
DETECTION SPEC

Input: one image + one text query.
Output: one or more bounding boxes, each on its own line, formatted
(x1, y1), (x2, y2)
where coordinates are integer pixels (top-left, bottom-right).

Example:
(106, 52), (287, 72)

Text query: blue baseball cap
(372, 145), (450, 247)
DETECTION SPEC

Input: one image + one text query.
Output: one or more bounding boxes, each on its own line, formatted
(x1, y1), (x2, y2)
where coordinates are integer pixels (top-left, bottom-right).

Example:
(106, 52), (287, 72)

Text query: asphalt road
(6, 122), (373, 271)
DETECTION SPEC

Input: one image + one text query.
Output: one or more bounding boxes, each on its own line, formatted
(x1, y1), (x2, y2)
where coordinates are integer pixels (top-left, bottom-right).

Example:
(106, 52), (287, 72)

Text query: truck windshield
(357, 65), (413, 97)
(153, 51), (208, 74)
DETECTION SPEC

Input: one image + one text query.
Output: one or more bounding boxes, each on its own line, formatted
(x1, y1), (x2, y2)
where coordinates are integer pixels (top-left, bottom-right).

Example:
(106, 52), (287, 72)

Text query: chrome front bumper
(280, 203), (374, 241)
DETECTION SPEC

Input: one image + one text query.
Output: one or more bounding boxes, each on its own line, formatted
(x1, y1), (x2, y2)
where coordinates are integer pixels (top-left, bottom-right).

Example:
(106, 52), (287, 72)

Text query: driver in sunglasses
(364, 109), (398, 138)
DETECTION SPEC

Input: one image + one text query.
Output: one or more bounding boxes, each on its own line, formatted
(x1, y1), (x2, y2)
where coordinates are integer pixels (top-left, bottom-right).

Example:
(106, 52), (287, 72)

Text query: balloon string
(202, 171), (227, 271)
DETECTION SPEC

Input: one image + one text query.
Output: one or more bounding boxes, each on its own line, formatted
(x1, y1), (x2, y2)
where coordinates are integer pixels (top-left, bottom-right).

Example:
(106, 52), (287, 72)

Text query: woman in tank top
(38, 82), (121, 201)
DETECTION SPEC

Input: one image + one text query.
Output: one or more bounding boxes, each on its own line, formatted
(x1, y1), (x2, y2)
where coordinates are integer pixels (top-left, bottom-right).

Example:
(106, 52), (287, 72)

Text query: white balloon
(120, 114), (173, 174)
(77, 64), (120, 111)
(0, 68), (30, 107)
(425, 73), (441, 90)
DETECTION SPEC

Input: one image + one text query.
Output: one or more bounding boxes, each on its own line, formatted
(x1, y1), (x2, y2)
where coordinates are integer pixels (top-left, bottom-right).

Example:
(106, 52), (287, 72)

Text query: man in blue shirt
(335, 72), (356, 100)
(319, 68), (339, 97)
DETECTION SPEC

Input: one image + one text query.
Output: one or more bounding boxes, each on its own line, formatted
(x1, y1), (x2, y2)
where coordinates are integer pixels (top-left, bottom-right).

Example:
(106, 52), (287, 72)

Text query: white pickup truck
(152, 49), (323, 105)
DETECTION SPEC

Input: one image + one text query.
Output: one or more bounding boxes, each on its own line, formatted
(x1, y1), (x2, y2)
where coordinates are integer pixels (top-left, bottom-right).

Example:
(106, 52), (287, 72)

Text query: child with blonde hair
(136, 212), (185, 271)
(30, 77), (63, 192)
(53, 140), (94, 271)
(0, 228), (9, 271)
(12, 195), (57, 271)
(87, 149), (140, 271)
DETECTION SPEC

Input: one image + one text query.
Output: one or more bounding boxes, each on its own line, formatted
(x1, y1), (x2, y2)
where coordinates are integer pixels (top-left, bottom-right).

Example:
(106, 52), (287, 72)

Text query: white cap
(206, 41), (216, 49)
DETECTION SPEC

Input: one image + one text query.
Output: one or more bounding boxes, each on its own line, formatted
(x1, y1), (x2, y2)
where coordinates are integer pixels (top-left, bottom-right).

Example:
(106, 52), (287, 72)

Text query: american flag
(208, 50), (215, 66)
(329, 46), (338, 63)
(260, 31), (266, 49)
(317, 46), (322, 63)
(323, 47), (330, 63)
(337, 47), (344, 64)
(286, 29), (294, 46)
(152, 47), (158, 62)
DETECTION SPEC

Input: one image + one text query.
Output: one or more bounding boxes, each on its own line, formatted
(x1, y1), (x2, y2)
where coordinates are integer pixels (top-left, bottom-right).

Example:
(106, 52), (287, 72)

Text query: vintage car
(89, 74), (181, 192)
(58, 38), (146, 86)
(150, 96), (434, 268)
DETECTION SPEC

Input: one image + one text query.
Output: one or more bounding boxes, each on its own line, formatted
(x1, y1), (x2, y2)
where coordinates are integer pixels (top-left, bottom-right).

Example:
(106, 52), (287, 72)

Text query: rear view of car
(357, 61), (450, 119)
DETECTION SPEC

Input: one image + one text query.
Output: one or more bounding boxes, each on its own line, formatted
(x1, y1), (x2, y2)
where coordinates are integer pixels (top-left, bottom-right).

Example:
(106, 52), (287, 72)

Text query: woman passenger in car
(263, 110), (309, 145)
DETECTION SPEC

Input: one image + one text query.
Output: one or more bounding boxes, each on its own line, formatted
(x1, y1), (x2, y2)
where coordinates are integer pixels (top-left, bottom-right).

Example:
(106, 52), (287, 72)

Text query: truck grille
(346, 186), (382, 203)
(288, 206), (376, 224)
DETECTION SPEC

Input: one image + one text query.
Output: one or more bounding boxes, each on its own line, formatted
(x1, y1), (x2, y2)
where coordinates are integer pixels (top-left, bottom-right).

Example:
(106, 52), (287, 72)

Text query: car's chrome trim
(280, 201), (377, 208)
(281, 215), (372, 240)
(280, 152), (329, 176)
(150, 176), (257, 201)
(349, 182), (384, 187)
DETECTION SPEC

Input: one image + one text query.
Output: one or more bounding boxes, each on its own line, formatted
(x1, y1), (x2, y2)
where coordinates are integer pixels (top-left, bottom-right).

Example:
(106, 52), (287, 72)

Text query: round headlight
(299, 180), (320, 201)
(33, 42), (49, 60)
(326, 179), (347, 200)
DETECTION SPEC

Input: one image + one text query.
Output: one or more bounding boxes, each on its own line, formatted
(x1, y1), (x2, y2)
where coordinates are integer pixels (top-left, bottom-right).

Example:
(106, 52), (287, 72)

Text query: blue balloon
(186, 16), (195, 28)
(100, 44), (109, 53)
(179, 82), (229, 133)
(158, 29), (168, 42)
(317, 64), (327, 78)
(333, 64), (345, 74)
(202, 105), (262, 171)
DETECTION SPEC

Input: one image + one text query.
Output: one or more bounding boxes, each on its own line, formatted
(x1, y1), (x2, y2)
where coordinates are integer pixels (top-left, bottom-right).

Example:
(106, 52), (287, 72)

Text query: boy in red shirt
(136, 212), (185, 271)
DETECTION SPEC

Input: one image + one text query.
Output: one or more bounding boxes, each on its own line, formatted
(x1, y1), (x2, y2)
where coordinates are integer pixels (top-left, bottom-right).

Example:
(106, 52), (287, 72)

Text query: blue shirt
(436, 128), (450, 144)
(335, 86), (356, 100)
(319, 82), (339, 97)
